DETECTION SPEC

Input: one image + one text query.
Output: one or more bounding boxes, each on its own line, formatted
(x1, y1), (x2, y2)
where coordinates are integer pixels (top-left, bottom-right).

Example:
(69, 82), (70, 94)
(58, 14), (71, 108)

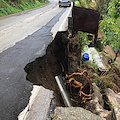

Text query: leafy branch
(99, 0), (120, 61)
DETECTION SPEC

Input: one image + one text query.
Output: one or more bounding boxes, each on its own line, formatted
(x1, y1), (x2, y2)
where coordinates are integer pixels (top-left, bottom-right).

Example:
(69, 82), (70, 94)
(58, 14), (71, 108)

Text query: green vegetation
(82, 60), (115, 89)
(82, 60), (116, 90)
(0, 0), (49, 16)
(99, 0), (120, 61)
(78, 31), (88, 52)
(50, 114), (54, 119)
(100, 78), (114, 89)
(73, 0), (120, 96)
(83, 61), (98, 73)
(73, 0), (95, 9)
(74, 0), (120, 62)
(76, 0), (120, 62)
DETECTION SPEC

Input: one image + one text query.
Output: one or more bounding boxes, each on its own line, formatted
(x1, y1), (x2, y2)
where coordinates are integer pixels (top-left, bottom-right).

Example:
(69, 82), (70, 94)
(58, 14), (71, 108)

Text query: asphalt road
(0, 1), (67, 119)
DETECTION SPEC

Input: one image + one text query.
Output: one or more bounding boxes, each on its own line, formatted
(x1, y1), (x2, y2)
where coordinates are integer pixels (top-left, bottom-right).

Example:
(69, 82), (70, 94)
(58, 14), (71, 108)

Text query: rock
(92, 83), (104, 107)
(85, 97), (111, 120)
(103, 45), (115, 58)
(85, 84), (112, 120)
(53, 107), (105, 120)
(113, 105), (120, 120)
(105, 88), (120, 120)
(98, 110), (112, 120)
(105, 88), (120, 106)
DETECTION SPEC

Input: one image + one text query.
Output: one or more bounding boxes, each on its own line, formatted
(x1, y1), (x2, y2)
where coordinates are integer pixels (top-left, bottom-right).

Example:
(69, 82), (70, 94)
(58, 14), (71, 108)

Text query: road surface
(0, 0), (71, 119)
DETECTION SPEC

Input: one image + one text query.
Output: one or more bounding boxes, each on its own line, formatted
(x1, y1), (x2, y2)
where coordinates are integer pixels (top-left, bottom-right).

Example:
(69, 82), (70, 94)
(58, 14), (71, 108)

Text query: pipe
(55, 75), (72, 107)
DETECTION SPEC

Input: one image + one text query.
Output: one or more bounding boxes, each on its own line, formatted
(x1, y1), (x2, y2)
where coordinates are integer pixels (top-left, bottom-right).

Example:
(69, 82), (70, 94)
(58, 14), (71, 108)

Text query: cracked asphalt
(0, 2), (66, 119)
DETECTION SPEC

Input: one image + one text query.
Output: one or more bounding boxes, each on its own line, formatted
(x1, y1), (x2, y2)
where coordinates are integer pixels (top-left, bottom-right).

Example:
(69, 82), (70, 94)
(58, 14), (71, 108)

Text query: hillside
(0, 0), (49, 16)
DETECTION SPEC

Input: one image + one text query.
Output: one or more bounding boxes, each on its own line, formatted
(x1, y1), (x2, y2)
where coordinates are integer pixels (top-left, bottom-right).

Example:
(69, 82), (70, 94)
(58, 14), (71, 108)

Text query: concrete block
(18, 85), (53, 120)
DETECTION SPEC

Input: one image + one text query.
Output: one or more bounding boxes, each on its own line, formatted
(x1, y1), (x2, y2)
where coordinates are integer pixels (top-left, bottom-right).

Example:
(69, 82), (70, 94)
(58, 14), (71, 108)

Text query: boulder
(53, 107), (105, 120)
(85, 84), (111, 120)
(92, 83), (104, 107)
(85, 97), (111, 120)
(105, 88), (120, 120)
(105, 88), (120, 106)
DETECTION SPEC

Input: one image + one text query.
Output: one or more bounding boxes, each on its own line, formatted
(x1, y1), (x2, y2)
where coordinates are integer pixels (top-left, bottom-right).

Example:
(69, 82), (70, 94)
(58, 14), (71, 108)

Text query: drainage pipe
(55, 75), (72, 107)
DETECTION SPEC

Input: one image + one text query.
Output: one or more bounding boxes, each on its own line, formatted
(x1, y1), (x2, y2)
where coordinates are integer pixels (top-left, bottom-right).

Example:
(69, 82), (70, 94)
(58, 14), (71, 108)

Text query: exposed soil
(24, 31), (93, 107)
(24, 32), (69, 106)
(64, 33), (93, 107)
(24, 31), (120, 113)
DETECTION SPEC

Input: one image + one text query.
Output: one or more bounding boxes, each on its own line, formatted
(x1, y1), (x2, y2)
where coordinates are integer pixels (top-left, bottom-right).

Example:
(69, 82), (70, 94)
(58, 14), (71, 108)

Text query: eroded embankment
(24, 32), (69, 106)
(24, 31), (120, 119)
(24, 31), (92, 107)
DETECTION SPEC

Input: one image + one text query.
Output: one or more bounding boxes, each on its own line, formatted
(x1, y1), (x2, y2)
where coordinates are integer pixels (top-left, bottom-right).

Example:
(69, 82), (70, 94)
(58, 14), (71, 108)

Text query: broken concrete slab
(18, 85), (53, 120)
(53, 107), (105, 120)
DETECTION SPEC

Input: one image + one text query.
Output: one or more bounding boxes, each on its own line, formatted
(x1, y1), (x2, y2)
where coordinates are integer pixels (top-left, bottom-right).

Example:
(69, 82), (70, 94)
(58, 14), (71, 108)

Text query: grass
(93, 70), (115, 90)
(93, 73), (115, 90)
(0, 0), (49, 17)
(84, 61), (99, 72)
